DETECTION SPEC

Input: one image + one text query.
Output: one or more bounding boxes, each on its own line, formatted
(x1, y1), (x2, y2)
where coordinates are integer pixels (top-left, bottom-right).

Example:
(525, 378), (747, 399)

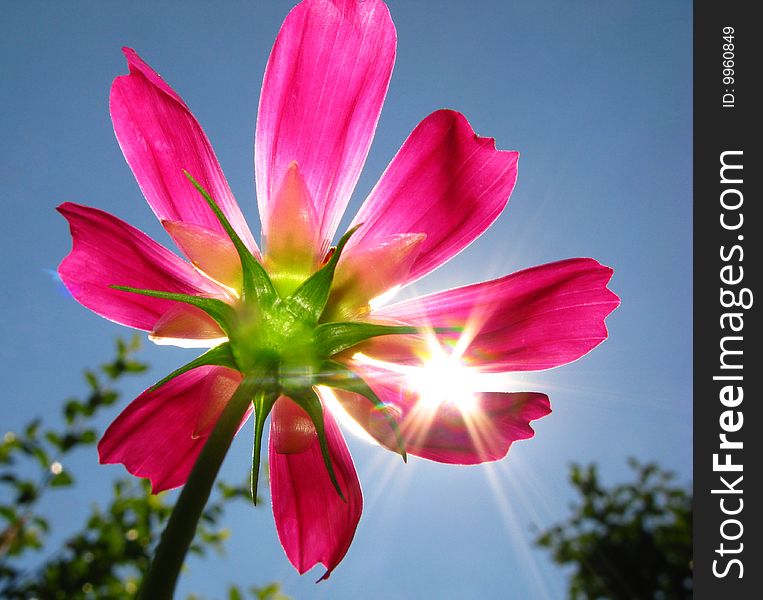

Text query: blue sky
(2, 1), (691, 598)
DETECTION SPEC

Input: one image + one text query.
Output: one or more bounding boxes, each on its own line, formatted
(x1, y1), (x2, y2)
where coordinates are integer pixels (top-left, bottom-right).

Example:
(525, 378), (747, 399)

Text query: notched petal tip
(576, 258), (621, 333)
(369, 257), (620, 372)
(118, 46), (185, 106)
(56, 201), (73, 215)
(349, 108), (520, 287)
(430, 108), (520, 157)
(269, 407), (362, 579)
(57, 202), (229, 332)
(110, 47), (259, 257)
(121, 46), (137, 60)
(98, 366), (247, 494)
(332, 368), (552, 465)
(600, 264), (621, 306)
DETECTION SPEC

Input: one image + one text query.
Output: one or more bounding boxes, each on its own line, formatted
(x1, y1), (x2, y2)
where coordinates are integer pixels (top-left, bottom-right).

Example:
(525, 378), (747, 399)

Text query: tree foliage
(0, 337), (288, 599)
(536, 458), (692, 599)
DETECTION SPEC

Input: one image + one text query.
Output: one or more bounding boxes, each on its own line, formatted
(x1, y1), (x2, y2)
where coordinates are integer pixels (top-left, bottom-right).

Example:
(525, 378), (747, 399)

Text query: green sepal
(314, 322), (462, 358)
(111, 286), (237, 335)
(288, 389), (347, 502)
(317, 361), (407, 462)
(184, 172), (277, 306)
(284, 225), (360, 323)
(149, 343), (239, 392)
(250, 388), (277, 506)
(314, 322), (420, 357)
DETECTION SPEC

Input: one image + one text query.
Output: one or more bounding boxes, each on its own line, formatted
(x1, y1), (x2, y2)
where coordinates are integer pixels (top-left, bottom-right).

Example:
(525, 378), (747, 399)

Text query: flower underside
(58, 8), (621, 582)
(115, 172), (446, 501)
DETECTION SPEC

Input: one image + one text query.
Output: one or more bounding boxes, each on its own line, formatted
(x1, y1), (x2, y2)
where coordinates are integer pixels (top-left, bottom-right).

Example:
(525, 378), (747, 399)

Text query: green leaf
(125, 360), (148, 374)
(251, 583), (290, 600)
(317, 361), (407, 461)
(288, 389), (346, 501)
(184, 171), (277, 306)
(149, 343), (239, 392)
(84, 369), (99, 390)
(50, 470), (74, 488)
(31, 447), (50, 471)
(100, 390), (119, 407)
(57, 434), (78, 452)
(24, 419), (42, 439)
(111, 286), (237, 335)
(15, 480), (38, 504)
(314, 321), (420, 357)
(217, 481), (252, 502)
(64, 400), (83, 424)
(44, 431), (63, 451)
(78, 429), (97, 445)
(228, 586), (243, 600)
(284, 225), (360, 323)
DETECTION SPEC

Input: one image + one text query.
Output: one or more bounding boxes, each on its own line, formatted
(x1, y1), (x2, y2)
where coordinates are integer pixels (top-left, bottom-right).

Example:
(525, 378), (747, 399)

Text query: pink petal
(149, 304), (226, 347)
(325, 233), (426, 320)
(163, 221), (243, 292)
(98, 366), (247, 493)
(271, 396), (317, 455)
(366, 258), (620, 372)
(256, 0), (396, 253)
(347, 110), (519, 286)
(111, 48), (258, 256)
(262, 163), (322, 294)
(58, 202), (229, 331)
(332, 379), (551, 464)
(269, 404), (362, 580)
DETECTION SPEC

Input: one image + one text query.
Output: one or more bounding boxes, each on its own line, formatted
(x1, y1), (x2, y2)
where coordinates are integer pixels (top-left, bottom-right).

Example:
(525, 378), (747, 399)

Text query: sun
(404, 352), (480, 413)
(351, 330), (483, 417)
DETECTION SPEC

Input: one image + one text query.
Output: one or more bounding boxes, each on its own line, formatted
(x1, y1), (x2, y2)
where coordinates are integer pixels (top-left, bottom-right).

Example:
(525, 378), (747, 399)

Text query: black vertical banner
(694, 2), (761, 598)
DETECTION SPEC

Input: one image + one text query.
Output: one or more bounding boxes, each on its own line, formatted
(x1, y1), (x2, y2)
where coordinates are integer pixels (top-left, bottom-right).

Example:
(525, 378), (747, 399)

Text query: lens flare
(404, 352), (479, 413)
(353, 330), (484, 416)
(368, 285), (402, 311)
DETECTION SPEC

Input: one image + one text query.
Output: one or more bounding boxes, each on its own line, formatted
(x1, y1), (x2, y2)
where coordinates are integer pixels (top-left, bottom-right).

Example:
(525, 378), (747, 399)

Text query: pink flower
(58, 0), (619, 581)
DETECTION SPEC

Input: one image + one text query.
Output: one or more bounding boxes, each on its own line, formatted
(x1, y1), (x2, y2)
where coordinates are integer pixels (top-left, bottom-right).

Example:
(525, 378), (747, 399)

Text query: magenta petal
(163, 220), (243, 292)
(269, 405), (362, 580)
(368, 258), (620, 372)
(150, 304), (226, 346)
(111, 48), (259, 256)
(58, 202), (228, 331)
(325, 232), (426, 320)
(256, 0), (396, 252)
(262, 164), (322, 294)
(333, 380), (551, 464)
(98, 366), (247, 493)
(348, 110), (519, 285)
(271, 396), (318, 455)
(400, 392), (551, 464)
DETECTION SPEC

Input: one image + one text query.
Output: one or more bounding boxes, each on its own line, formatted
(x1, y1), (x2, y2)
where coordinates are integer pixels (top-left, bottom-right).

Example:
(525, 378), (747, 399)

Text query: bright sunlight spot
(405, 353), (480, 413)
(368, 285), (402, 311)
(148, 334), (229, 349)
(353, 330), (483, 416)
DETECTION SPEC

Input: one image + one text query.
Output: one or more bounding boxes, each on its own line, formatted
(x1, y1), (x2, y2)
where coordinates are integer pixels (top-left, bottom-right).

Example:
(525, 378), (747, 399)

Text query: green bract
(113, 173), (429, 502)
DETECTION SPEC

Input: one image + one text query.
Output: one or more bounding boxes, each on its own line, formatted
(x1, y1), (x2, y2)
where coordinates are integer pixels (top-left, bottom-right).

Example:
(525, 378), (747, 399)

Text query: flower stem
(138, 378), (256, 599)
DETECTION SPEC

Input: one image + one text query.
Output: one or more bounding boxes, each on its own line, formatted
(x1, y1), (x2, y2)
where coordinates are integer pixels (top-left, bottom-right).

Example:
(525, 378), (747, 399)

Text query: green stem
(138, 378), (256, 599)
